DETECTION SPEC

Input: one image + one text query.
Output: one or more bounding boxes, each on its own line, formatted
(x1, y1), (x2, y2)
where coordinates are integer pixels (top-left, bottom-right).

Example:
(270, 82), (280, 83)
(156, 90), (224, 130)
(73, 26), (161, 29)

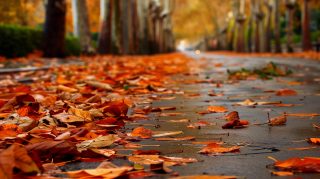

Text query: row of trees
(43, 0), (175, 57)
(202, 0), (319, 53)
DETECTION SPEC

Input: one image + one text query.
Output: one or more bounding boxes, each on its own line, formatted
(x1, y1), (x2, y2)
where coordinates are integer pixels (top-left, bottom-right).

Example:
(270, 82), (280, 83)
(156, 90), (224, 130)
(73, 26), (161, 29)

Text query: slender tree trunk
(98, 0), (112, 54)
(286, 4), (294, 53)
(71, 0), (93, 54)
(236, 0), (246, 52)
(255, 18), (261, 52)
(302, 0), (312, 51)
(265, 3), (272, 52)
(43, 0), (66, 57)
(236, 19), (246, 52)
(112, 0), (122, 54)
(131, 0), (139, 54)
(121, 0), (129, 54)
(137, 0), (149, 54)
(274, 0), (282, 53)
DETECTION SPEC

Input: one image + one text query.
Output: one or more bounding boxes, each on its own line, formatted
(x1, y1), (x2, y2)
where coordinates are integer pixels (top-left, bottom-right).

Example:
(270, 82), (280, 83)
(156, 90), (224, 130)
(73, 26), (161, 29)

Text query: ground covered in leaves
(0, 52), (320, 179)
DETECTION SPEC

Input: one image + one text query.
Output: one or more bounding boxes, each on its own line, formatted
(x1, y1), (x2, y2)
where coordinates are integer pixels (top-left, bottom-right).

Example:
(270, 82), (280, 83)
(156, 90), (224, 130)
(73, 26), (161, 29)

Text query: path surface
(129, 52), (319, 179)
(57, 52), (320, 179)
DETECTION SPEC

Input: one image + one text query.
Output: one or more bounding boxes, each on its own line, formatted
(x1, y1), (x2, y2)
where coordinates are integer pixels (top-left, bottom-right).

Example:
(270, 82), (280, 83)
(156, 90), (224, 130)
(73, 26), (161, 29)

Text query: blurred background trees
(0, 0), (319, 58)
(174, 0), (320, 53)
(0, 0), (175, 57)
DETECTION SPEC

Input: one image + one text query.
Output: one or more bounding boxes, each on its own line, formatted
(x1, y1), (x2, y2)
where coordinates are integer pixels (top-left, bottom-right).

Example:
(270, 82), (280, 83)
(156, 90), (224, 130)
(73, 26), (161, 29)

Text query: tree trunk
(43, 0), (66, 57)
(286, 7), (294, 52)
(98, 0), (112, 54)
(274, 0), (282, 53)
(265, 3), (272, 52)
(236, 19), (246, 52)
(71, 0), (93, 54)
(131, 0), (139, 54)
(302, 0), (312, 51)
(111, 0), (122, 54)
(121, 0), (129, 54)
(137, 0), (149, 54)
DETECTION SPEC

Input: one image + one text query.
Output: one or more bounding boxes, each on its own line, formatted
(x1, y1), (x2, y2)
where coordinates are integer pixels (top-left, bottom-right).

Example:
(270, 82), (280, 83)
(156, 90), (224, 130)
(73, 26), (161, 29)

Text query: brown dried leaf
(269, 115), (287, 126)
(66, 166), (132, 179)
(0, 143), (40, 179)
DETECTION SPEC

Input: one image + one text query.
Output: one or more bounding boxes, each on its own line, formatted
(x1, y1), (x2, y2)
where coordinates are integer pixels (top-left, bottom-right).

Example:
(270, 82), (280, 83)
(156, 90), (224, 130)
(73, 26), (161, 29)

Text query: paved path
(140, 52), (319, 179)
(63, 52), (320, 179)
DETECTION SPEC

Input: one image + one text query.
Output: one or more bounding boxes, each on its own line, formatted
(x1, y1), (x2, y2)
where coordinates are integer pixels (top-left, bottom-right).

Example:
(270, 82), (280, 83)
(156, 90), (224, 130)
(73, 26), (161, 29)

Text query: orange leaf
(199, 143), (240, 154)
(0, 143), (40, 179)
(271, 171), (293, 176)
(309, 138), (320, 144)
(131, 127), (153, 139)
(275, 89), (297, 96)
(274, 157), (320, 173)
(285, 113), (320, 117)
(207, 106), (228, 113)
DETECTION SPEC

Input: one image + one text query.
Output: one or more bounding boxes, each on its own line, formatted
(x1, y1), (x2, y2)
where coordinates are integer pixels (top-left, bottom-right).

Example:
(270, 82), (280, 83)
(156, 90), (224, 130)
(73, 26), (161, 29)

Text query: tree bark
(112, 0), (122, 54)
(274, 0), (282, 53)
(121, 0), (129, 54)
(71, 0), (93, 54)
(98, 0), (113, 54)
(265, 2), (272, 52)
(286, 4), (294, 53)
(137, 0), (149, 54)
(43, 0), (66, 57)
(131, 0), (139, 54)
(302, 0), (312, 51)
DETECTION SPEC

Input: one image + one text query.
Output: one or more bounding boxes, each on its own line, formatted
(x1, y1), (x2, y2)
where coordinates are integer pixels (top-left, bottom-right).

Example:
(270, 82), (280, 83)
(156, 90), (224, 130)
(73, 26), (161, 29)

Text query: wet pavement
(61, 52), (320, 179)
(131, 52), (319, 179)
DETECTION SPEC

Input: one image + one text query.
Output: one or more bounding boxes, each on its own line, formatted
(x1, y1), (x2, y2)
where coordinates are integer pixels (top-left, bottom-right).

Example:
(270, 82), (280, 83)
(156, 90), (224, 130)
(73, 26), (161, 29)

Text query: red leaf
(26, 140), (80, 162)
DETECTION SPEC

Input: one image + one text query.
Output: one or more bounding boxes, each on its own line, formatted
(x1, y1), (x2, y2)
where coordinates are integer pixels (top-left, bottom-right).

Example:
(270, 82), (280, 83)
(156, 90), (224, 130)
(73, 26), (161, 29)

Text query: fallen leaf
(167, 119), (189, 123)
(172, 176), (237, 179)
(66, 166), (132, 179)
(313, 124), (320, 129)
(222, 120), (249, 129)
(131, 127), (153, 139)
(85, 80), (113, 91)
(308, 138), (320, 145)
(159, 112), (183, 117)
(199, 143), (240, 154)
(207, 106), (228, 113)
(285, 113), (320, 117)
(235, 99), (257, 106)
(0, 143), (40, 179)
(272, 103), (295, 107)
(128, 155), (163, 165)
(187, 121), (211, 128)
(76, 135), (120, 152)
(275, 89), (297, 96)
(103, 101), (128, 117)
(57, 85), (78, 93)
(133, 150), (161, 155)
(274, 157), (320, 173)
(152, 131), (183, 137)
(89, 149), (116, 157)
(26, 140), (80, 162)
(68, 107), (92, 122)
(269, 115), (286, 126)
(225, 111), (240, 121)
(271, 171), (293, 176)
(287, 146), (317, 151)
(155, 136), (195, 141)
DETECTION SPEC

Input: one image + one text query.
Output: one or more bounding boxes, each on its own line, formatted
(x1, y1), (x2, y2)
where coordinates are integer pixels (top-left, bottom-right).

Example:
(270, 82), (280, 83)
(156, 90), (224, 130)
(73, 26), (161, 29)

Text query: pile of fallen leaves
(0, 54), (207, 178)
(227, 62), (292, 80)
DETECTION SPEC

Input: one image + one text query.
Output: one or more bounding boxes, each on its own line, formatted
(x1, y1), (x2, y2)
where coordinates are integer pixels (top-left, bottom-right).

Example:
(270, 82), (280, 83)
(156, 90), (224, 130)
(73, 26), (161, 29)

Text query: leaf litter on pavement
(0, 53), (319, 178)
